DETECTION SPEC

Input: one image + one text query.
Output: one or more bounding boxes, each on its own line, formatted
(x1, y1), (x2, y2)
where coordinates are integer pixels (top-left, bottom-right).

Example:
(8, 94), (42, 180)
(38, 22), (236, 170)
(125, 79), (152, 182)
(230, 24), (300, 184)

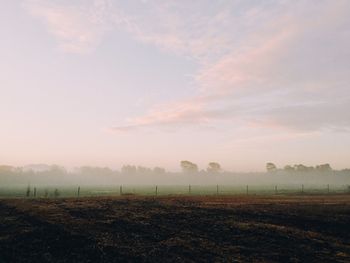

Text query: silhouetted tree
(180, 161), (198, 173)
(207, 162), (221, 173)
(315, 163), (332, 172)
(266, 162), (277, 172)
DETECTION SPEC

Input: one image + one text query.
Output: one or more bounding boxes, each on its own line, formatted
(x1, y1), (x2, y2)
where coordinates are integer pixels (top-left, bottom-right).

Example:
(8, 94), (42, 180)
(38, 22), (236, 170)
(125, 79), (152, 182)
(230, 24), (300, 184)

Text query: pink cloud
(112, 13), (301, 131)
(113, 1), (350, 133)
(23, 0), (112, 54)
(111, 98), (208, 132)
(24, 1), (350, 133)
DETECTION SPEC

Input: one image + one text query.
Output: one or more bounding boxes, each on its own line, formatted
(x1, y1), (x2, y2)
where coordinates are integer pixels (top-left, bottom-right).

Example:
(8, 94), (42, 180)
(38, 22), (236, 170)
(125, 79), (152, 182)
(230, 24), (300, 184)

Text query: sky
(0, 0), (350, 172)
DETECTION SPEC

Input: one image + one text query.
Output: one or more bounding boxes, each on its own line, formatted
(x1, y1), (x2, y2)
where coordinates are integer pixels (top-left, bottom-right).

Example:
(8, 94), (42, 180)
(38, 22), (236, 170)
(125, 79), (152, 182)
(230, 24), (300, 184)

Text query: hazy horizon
(1, 0), (350, 172)
(0, 161), (346, 174)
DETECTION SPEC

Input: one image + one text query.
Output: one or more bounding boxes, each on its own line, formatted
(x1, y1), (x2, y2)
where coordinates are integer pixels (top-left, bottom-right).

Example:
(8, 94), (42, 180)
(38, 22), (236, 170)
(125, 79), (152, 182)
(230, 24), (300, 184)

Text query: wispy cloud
(23, 0), (350, 134)
(112, 0), (350, 133)
(23, 0), (114, 54)
(110, 98), (208, 132)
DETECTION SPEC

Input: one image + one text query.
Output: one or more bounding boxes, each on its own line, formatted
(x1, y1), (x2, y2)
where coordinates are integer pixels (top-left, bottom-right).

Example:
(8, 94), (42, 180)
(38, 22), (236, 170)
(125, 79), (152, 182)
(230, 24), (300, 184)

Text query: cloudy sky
(1, 0), (349, 171)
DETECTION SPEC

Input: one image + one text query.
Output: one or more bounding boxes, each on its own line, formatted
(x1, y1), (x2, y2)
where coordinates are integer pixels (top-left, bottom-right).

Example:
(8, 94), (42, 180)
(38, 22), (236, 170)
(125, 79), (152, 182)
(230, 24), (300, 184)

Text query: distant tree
(315, 163), (332, 172)
(121, 165), (137, 174)
(284, 165), (295, 172)
(266, 163), (277, 172)
(0, 165), (14, 173)
(137, 166), (152, 174)
(207, 162), (221, 173)
(294, 164), (304, 172)
(153, 167), (166, 174)
(180, 161), (198, 173)
(293, 164), (314, 172)
(49, 165), (67, 175)
(340, 169), (350, 174)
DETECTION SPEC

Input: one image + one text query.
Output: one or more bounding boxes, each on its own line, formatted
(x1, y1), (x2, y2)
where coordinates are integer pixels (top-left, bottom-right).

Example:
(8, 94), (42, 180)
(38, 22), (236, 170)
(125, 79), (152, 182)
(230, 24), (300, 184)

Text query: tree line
(266, 162), (339, 173)
(0, 161), (349, 178)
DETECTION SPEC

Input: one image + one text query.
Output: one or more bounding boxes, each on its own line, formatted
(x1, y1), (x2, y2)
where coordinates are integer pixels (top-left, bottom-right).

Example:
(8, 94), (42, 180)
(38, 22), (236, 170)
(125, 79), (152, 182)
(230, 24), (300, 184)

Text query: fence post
(275, 185), (277, 195)
(33, 187), (36, 198)
(77, 186), (80, 197)
(246, 185), (249, 195)
(156, 185), (158, 196)
(327, 184), (329, 194)
(216, 185), (219, 195)
(120, 185), (123, 195)
(301, 184), (304, 194)
(26, 185), (31, 197)
(189, 185), (191, 195)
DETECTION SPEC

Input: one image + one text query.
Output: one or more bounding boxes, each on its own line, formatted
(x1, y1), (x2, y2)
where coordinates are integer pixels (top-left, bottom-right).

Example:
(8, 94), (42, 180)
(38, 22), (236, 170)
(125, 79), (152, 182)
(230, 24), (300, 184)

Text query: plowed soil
(1, 195), (350, 262)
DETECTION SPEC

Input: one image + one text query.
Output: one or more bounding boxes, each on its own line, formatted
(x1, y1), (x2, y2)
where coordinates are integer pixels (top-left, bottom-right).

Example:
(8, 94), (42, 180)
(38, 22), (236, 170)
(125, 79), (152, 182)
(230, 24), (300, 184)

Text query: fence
(0, 184), (350, 198)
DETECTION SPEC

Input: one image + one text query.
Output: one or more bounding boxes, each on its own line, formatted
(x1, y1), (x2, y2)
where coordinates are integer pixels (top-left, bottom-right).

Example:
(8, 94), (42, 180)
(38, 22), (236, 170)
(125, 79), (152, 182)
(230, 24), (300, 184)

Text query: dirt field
(1, 195), (350, 262)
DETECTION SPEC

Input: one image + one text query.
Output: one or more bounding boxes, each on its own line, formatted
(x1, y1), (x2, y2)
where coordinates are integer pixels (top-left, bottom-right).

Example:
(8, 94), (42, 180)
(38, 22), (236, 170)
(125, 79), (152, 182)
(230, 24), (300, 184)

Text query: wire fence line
(1, 184), (350, 198)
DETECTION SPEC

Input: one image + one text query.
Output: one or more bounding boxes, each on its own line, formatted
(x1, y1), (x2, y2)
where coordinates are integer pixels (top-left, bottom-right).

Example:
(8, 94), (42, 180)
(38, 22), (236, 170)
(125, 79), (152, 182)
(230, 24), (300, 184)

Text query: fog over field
(1, 162), (350, 187)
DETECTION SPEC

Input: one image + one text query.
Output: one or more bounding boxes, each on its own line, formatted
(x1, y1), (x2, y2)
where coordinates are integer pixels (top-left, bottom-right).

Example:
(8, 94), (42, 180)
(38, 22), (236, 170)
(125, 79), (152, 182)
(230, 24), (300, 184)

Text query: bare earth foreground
(1, 195), (350, 262)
